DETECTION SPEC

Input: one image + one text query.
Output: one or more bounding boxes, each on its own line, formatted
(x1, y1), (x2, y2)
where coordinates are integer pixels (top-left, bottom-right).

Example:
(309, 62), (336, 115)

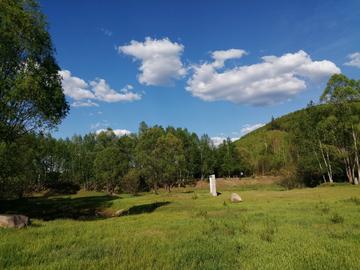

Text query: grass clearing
(1, 183), (360, 269)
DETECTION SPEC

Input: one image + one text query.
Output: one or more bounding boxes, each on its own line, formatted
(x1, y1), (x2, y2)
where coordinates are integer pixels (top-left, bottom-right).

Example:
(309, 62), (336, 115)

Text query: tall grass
(1, 184), (360, 269)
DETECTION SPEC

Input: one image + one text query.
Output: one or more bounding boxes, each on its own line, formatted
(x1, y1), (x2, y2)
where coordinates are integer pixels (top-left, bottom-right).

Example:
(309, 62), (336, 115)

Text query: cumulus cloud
(96, 129), (131, 137)
(344, 52), (360, 68)
(241, 123), (265, 135)
(118, 37), (186, 86)
(90, 80), (141, 102)
(186, 50), (340, 105)
(59, 70), (141, 107)
(59, 70), (95, 100)
(212, 49), (247, 68)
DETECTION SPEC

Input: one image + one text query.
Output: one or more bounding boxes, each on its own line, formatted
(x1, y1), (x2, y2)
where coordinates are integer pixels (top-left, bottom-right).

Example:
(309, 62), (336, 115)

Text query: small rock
(230, 193), (243, 203)
(114, 209), (127, 217)
(0, 214), (29, 229)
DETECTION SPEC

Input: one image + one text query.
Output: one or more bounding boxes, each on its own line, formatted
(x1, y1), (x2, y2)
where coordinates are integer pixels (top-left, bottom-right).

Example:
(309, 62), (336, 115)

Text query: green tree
(199, 135), (215, 180)
(154, 133), (185, 191)
(0, 0), (69, 141)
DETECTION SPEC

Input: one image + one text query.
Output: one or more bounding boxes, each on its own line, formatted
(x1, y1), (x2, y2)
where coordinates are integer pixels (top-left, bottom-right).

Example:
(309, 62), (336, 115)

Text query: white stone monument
(209, 174), (217, 196)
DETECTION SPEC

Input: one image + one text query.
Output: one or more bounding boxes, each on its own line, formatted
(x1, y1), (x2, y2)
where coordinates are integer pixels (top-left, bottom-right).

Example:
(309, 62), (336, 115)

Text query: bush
(279, 176), (303, 190)
(121, 169), (141, 194)
(330, 213), (344, 224)
(45, 181), (80, 196)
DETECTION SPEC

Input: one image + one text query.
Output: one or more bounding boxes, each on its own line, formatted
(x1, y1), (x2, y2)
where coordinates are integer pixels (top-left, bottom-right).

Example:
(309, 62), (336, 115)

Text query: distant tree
(199, 135), (215, 180)
(269, 116), (280, 130)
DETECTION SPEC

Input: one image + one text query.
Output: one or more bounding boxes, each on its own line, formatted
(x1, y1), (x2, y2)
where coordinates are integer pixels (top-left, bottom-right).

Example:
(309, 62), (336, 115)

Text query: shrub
(330, 213), (344, 224)
(121, 169), (141, 195)
(45, 181), (80, 196)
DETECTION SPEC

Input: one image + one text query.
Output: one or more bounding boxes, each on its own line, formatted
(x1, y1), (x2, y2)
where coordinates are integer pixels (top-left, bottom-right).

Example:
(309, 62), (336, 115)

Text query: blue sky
(40, 0), (360, 142)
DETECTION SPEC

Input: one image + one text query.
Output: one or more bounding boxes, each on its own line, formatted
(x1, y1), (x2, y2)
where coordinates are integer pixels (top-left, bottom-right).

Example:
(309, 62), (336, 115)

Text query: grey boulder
(0, 214), (30, 229)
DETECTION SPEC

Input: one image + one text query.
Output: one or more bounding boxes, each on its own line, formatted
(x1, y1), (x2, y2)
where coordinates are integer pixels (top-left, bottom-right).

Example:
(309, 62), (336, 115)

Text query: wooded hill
(235, 90), (360, 187)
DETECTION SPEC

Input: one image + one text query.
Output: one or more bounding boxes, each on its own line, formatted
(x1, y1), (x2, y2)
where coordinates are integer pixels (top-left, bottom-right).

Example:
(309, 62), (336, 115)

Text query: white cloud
(211, 136), (239, 147)
(59, 70), (95, 100)
(118, 37), (186, 86)
(344, 52), (360, 68)
(212, 49), (247, 68)
(186, 50), (340, 105)
(241, 123), (265, 135)
(90, 80), (141, 102)
(59, 70), (141, 107)
(72, 100), (99, 107)
(96, 128), (131, 137)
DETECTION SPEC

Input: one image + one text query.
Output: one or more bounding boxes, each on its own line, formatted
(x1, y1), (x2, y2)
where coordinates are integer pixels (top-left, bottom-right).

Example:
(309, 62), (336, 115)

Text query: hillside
(235, 102), (360, 177)
(234, 108), (307, 175)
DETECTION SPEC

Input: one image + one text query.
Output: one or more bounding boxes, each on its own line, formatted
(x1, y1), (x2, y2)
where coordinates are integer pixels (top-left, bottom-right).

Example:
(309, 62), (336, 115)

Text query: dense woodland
(0, 122), (248, 198)
(1, 0), (360, 199)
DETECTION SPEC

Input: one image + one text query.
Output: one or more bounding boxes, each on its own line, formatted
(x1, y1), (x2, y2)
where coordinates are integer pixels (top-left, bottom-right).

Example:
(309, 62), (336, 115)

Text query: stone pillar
(209, 174), (217, 196)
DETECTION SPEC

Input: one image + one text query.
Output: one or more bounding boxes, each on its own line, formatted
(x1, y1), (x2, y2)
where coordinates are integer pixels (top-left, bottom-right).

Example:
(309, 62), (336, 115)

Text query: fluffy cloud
(96, 129), (131, 137)
(241, 123), (265, 135)
(344, 52), (360, 68)
(59, 70), (141, 107)
(186, 50), (340, 105)
(59, 70), (95, 100)
(90, 80), (141, 102)
(212, 49), (247, 68)
(118, 37), (186, 86)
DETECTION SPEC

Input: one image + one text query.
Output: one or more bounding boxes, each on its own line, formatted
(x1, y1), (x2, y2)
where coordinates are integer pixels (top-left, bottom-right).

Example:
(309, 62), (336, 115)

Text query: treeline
(0, 122), (252, 198)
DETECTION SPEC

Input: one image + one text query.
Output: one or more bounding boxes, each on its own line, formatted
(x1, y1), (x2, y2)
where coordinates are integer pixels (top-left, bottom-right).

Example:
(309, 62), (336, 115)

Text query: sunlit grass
(1, 184), (360, 269)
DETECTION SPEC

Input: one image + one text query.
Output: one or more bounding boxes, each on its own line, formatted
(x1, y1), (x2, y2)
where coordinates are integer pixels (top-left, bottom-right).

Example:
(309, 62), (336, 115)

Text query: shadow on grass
(0, 195), (117, 221)
(126, 201), (170, 215)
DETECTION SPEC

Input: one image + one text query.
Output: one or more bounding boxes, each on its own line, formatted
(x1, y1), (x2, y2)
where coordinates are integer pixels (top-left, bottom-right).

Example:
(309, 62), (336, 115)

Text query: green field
(1, 183), (360, 270)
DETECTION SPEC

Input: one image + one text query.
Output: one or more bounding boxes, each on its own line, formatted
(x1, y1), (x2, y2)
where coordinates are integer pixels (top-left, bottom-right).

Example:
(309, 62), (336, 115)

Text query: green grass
(1, 184), (360, 269)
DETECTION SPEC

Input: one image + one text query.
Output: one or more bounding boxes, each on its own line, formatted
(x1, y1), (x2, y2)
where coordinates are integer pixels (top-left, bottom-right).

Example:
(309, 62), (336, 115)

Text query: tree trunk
(314, 150), (326, 183)
(352, 127), (360, 185)
(319, 141), (333, 183)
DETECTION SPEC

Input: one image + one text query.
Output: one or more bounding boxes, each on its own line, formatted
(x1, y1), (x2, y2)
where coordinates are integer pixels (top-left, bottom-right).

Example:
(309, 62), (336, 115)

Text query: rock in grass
(0, 214), (29, 229)
(114, 209), (127, 217)
(230, 193), (242, 203)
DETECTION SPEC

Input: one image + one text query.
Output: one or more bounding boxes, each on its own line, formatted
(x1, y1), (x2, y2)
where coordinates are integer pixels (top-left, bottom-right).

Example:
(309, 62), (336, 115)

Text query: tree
(320, 74), (360, 184)
(154, 133), (185, 191)
(135, 125), (165, 193)
(0, 0), (69, 141)
(199, 135), (215, 180)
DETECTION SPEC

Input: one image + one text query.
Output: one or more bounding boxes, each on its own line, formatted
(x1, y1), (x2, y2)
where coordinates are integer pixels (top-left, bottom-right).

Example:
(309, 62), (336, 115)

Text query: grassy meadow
(1, 181), (360, 269)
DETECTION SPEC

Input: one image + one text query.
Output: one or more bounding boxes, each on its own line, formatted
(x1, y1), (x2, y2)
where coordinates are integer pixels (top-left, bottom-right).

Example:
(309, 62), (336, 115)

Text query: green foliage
(330, 213), (344, 224)
(0, 0), (68, 141)
(121, 168), (141, 195)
